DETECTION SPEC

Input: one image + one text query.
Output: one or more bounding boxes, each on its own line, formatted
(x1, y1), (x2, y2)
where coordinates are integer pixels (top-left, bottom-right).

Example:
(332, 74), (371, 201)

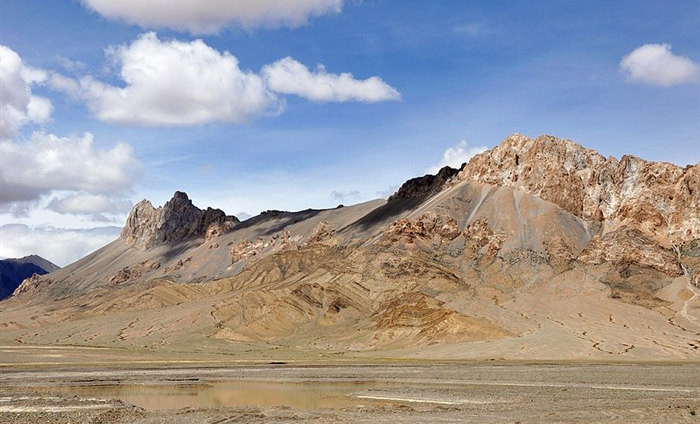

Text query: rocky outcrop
(458, 134), (699, 246)
(110, 260), (161, 285)
(121, 191), (239, 250)
(388, 166), (460, 202)
(13, 274), (52, 297)
(462, 218), (506, 258)
(382, 212), (461, 245)
(578, 227), (683, 276)
(307, 221), (336, 244)
(229, 231), (299, 264)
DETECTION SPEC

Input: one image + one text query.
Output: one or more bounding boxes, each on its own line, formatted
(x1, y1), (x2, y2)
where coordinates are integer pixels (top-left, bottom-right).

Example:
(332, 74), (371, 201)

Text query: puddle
(51, 381), (384, 410)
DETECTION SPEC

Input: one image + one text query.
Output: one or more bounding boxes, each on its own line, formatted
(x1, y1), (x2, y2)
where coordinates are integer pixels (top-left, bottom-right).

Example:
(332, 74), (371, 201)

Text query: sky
(1, 0), (699, 266)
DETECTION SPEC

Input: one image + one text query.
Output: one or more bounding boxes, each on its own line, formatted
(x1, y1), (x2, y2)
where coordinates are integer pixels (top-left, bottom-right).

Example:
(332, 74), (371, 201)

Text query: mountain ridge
(2, 133), (698, 361)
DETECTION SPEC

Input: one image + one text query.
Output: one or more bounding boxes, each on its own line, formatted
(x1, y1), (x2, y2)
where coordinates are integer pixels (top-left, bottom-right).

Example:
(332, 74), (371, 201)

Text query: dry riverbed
(0, 346), (698, 423)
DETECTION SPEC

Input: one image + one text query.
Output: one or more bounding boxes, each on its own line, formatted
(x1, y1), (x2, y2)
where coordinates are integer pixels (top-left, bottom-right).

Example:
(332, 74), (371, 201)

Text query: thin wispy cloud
(452, 21), (494, 37)
(330, 190), (361, 202)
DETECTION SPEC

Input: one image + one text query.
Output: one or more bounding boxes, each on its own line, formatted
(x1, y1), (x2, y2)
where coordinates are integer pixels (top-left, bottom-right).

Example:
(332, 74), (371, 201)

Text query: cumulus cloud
(51, 32), (278, 125)
(263, 57), (401, 102)
(0, 132), (139, 209)
(0, 45), (53, 139)
(620, 43), (700, 86)
(81, 0), (343, 33)
(426, 140), (486, 174)
(0, 224), (121, 266)
(50, 33), (399, 125)
(0, 47), (140, 219)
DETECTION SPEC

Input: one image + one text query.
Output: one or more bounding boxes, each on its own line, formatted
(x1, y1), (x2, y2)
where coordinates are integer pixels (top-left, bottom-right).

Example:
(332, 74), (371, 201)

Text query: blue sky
(1, 0), (699, 265)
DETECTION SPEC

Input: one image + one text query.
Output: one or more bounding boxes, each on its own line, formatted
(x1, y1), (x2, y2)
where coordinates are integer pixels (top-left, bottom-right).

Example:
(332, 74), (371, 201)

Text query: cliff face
(120, 191), (239, 250)
(457, 134), (699, 247)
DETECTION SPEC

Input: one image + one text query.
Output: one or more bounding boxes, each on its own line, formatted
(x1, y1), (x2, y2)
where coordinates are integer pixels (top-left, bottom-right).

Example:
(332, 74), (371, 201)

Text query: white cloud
(0, 45), (53, 139)
(51, 33), (398, 125)
(0, 132), (139, 209)
(263, 57), (401, 102)
(1, 47), (140, 220)
(81, 0), (343, 33)
(620, 43), (700, 87)
(426, 140), (486, 174)
(51, 33), (278, 125)
(47, 193), (133, 216)
(0, 224), (121, 266)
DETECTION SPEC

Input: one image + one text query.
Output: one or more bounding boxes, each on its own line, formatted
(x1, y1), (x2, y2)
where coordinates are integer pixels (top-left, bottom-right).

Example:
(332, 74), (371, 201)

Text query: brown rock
(109, 261), (161, 285)
(463, 218), (505, 258)
(121, 191), (239, 250)
(458, 134), (699, 246)
(382, 212), (460, 245)
(307, 221), (336, 244)
(13, 273), (52, 297)
(578, 227), (682, 276)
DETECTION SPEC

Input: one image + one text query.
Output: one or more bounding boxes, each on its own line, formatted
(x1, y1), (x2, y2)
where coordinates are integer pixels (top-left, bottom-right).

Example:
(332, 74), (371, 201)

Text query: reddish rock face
(382, 212), (461, 246)
(121, 191), (239, 250)
(457, 134), (699, 247)
(578, 227), (683, 276)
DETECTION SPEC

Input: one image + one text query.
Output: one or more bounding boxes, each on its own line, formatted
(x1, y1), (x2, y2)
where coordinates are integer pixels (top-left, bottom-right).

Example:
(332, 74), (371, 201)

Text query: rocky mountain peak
(458, 134), (699, 246)
(121, 191), (239, 250)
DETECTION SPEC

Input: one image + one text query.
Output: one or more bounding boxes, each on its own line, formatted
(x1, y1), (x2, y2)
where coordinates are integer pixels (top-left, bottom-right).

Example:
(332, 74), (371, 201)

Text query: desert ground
(0, 345), (698, 423)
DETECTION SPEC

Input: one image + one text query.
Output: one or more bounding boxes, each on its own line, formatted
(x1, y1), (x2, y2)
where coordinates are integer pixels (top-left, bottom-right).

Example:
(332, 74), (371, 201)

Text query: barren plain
(1, 345), (699, 423)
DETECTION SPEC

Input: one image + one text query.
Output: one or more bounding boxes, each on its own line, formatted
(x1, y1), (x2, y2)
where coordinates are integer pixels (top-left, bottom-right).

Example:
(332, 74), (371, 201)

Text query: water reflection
(57, 381), (381, 410)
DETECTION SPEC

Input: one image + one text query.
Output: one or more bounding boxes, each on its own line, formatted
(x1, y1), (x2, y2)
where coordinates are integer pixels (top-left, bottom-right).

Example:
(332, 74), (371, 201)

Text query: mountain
(1, 134), (698, 360)
(0, 255), (60, 300)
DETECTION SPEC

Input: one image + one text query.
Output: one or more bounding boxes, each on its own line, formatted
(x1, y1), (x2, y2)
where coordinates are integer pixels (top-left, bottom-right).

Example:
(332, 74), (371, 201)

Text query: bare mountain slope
(1, 134), (698, 360)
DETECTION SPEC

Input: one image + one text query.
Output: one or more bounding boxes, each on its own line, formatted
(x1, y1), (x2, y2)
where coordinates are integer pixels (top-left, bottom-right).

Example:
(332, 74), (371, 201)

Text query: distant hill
(0, 255), (60, 299)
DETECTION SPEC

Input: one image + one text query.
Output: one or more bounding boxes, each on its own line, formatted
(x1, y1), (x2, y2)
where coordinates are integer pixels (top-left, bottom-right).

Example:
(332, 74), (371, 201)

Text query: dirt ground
(0, 346), (698, 423)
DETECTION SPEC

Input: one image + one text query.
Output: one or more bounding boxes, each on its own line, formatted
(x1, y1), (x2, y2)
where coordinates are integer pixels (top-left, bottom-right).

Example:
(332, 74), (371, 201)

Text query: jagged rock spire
(121, 191), (239, 250)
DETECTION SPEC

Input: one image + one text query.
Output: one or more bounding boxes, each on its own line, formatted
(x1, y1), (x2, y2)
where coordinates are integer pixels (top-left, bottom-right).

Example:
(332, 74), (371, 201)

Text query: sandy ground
(0, 346), (698, 423)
